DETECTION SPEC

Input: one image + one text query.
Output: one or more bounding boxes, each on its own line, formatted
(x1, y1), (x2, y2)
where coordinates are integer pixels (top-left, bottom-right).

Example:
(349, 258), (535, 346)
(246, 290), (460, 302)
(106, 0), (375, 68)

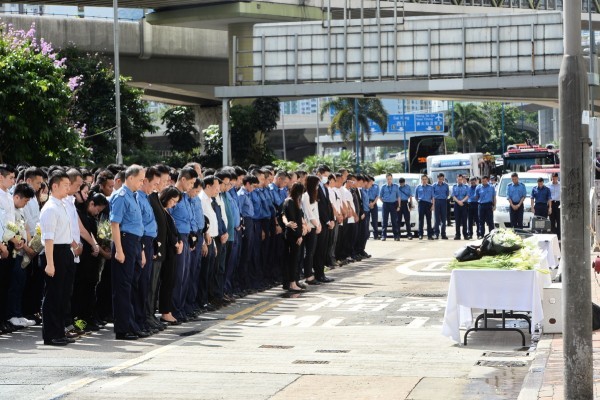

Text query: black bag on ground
(454, 245), (482, 262)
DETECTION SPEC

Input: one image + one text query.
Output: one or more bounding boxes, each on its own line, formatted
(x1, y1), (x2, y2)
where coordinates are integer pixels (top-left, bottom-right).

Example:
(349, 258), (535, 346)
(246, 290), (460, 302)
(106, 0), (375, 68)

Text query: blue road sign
(331, 112), (444, 135)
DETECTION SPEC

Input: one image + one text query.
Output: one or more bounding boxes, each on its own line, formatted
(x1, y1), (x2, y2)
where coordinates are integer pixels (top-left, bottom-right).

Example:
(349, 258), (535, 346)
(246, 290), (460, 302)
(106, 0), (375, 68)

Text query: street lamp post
(560, 0), (593, 397)
(113, 0), (123, 164)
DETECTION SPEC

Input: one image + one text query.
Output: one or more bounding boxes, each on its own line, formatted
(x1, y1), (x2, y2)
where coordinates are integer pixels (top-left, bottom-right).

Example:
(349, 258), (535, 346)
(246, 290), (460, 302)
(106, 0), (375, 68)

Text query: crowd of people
(0, 162), (380, 346)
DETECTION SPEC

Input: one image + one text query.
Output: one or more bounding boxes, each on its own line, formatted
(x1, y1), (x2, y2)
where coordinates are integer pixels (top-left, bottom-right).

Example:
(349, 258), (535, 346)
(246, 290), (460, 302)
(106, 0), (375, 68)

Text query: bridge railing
(231, 12), (563, 86)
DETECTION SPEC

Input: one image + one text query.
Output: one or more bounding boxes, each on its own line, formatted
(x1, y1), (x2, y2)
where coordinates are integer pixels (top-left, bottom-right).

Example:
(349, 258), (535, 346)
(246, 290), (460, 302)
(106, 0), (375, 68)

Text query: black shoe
(418, 235), (423, 240)
(65, 337), (76, 344)
(477, 236), (483, 240)
(441, 236), (448, 240)
(65, 329), (79, 339)
(297, 281), (308, 289)
(287, 287), (304, 293)
(160, 318), (181, 326)
(115, 332), (139, 340)
(136, 330), (152, 338)
(44, 338), (69, 346)
(317, 276), (335, 283)
(394, 237), (400, 241)
(434, 235), (439, 240)
(305, 279), (321, 286)
(428, 236), (434, 240)
(454, 236), (461, 240)
(408, 235), (413, 240)
(361, 252), (372, 258)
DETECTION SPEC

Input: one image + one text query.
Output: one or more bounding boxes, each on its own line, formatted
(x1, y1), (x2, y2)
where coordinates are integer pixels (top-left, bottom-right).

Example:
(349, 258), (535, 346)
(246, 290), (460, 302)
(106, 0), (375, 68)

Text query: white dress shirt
(22, 196), (40, 237)
(200, 191), (218, 237)
(341, 187), (355, 224)
(549, 182), (561, 202)
(40, 196), (72, 245)
(216, 193), (228, 229)
(301, 192), (320, 229)
(0, 188), (15, 224)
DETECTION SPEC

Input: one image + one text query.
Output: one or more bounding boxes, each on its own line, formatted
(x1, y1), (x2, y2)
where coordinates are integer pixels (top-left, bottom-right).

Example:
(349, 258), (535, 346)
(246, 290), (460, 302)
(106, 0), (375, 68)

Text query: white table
(526, 234), (560, 270)
(442, 269), (551, 344)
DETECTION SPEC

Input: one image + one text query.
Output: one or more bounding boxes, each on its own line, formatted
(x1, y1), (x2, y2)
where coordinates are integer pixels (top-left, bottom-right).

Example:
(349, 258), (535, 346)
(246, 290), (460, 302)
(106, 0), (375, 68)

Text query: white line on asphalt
(395, 258), (452, 276)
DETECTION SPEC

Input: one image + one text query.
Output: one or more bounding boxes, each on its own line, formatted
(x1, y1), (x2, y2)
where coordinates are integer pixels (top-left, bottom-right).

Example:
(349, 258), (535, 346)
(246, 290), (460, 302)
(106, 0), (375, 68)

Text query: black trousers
(197, 240), (215, 307)
(397, 200), (411, 236)
(284, 236), (301, 284)
(477, 203), (494, 237)
(159, 248), (176, 314)
(534, 203), (549, 218)
(418, 201), (433, 238)
(95, 257), (112, 320)
(146, 259), (162, 324)
(509, 204), (524, 229)
(303, 229), (317, 279)
(63, 258), (77, 328)
(550, 201), (561, 239)
(454, 204), (468, 238)
(467, 203), (479, 238)
(22, 255), (45, 317)
(72, 248), (101, 321)
(369, 205), (379, 238)
(111, 233), (141, 334)
(343, 223), (357, 258)
(314, 226), (330, 279)
(0, 256), (13, 321)
(41, 245), (74, 341)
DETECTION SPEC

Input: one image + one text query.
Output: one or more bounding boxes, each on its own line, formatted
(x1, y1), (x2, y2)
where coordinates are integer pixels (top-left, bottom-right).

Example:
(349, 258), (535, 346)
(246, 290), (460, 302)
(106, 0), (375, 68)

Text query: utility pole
(354, 98), (360, 172)
(560, 0), (593, 397)
(501, 102), (505, 153)
(113, 0), (123, 164)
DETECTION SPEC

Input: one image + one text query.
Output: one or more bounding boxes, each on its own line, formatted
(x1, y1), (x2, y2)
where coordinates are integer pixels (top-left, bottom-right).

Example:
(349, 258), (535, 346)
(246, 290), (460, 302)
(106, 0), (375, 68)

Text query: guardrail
(232, 12), (564, 86)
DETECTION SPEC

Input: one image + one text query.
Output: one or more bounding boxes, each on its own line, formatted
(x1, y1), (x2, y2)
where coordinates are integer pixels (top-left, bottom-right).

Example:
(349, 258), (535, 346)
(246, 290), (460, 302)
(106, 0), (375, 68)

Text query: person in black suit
(314, 165), (335, 283)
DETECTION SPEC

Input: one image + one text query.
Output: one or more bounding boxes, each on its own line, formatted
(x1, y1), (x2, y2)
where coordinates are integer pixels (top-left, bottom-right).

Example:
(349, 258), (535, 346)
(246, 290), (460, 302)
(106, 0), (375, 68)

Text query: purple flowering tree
(0, 23), (90, 165)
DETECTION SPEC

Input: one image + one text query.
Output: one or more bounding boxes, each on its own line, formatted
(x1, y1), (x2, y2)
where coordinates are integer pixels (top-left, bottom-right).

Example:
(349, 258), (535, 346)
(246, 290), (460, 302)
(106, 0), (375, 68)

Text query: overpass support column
(222, 98), (231, 166)
(229, 23), (255, 86)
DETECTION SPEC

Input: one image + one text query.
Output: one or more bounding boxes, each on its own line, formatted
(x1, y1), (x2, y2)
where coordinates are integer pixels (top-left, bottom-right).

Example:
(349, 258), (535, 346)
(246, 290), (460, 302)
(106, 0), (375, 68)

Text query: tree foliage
(0, 24), (89, 165)
(59, 46), (156, 166)
(161, 106), (199, 152)
(446, 103), (489, 153)
(478, 102), (537, 155)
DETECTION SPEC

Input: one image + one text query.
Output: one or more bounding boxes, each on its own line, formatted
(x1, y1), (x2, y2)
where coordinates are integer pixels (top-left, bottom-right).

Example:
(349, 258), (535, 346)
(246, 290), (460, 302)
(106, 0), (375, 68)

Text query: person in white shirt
(340, 175), (359, 263)
(301, 175), (321, 285)
(40, 170), (75, 346)
(199, 175), (220, 311)
(548, 172), (561, 240)
(327, 174), (343, 267)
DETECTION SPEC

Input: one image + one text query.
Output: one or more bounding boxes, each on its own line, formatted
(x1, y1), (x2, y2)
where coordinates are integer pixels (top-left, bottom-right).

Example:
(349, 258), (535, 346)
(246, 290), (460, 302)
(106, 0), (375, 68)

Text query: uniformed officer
(379, 173), (401, 241)
(415, 174), (434, 240)
(475, 175), (496, 239)
(506, 172), (527, 229)
(110, 165), (145, 340)
(368, 176), (380, 239)
(237, 175), (256, 292)
(466, 177), (479, 239)
(548, 172), (560, 239)
(531, 177), (552, 218)
(451, 174), (469, 240)
(133, 167), (160, 334)
(250, 169), (269, 290)
(432, 173), (450, 240)
(169, 167), (198, 322)
(397, 178), (413, 240)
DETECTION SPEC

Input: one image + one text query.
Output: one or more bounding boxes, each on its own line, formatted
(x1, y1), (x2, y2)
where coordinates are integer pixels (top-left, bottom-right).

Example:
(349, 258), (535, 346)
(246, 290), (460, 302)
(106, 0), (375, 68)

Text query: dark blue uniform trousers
(185, 234), (203, 314)
(418, 200), (433, 238)
(477, 203), (494, 237)
(467, 202), (479, 238)
(133, 235), (154, 330)
(112, 233), (141, 334)
(454, 204), (468, 238)
(172, 233), (190, 320)
(382, 202), (399, 238)
(434, 199), (447, 237)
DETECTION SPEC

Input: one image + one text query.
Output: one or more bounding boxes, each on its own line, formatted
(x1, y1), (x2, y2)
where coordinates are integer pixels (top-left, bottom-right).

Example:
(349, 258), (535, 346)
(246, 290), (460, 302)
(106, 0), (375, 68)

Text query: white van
(494, 172), (552, 229)
(373, 173), (422, 237)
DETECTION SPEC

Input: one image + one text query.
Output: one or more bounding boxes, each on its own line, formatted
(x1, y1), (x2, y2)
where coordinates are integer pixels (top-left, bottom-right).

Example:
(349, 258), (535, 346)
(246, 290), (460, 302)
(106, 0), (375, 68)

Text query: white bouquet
(2, 221), (20, 243)
(97, 219), (113, 248)
(21, 224), (43, 268)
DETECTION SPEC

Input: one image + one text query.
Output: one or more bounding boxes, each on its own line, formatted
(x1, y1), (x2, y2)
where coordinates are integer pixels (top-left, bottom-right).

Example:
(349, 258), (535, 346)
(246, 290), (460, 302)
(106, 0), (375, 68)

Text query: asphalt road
(0, 226), (535, 400)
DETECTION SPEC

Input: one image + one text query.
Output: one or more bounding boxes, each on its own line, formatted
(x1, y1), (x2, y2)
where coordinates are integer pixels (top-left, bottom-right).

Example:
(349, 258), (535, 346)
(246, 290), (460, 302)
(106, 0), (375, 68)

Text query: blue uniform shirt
(169, 192), (193, 234)
(227, 188), (241, 228)
(452, 184), (469, 202)
(361, 188), (370, 212)
(136, 190), (158, 238)
(109, 185), (144, 237)
(268, 183), (286, 209)
(531, 185), (551, 204)
(475, 183), (496, 204)
(379, 183), (400, 203)
(398, 185), (412, 201)
(415, 184), (434, 203)
(507, 182), (527, 204)
(190, 195), (205, 232)
(251, 188), (269, 220)
(259, 187), (275, 218)
(432, 181), (450, 200)
(222, 193), (235, 240)
(368, 183), (380, 201)
(467, 184), (479, 203)
(212, 198), (227, 236)
(238, 187), (255, 218)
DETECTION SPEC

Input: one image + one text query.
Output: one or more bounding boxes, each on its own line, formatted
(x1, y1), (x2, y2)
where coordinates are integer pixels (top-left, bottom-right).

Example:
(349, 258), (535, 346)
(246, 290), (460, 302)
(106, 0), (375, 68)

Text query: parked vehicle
(494, 172), (552, 229)
(373, 173), (422, 236)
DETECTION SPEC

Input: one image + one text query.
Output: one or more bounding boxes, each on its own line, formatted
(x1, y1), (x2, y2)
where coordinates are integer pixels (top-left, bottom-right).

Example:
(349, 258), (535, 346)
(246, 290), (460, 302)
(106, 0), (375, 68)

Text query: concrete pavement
(0, 226), (542, 399)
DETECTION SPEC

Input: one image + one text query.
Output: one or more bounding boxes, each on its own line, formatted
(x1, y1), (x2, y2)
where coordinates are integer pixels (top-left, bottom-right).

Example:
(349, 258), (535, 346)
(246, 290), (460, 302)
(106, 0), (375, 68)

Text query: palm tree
(319, 98), (388, 163)
(447, 103), (489, 153)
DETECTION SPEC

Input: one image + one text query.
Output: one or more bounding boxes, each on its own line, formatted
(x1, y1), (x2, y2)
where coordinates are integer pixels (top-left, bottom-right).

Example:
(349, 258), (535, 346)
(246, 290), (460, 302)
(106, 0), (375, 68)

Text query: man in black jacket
(314, 165), (335, 283)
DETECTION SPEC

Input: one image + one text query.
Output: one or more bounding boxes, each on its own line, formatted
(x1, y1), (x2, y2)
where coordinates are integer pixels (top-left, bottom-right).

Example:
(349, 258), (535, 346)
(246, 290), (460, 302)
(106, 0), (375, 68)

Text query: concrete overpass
(0, 13), (229, 105)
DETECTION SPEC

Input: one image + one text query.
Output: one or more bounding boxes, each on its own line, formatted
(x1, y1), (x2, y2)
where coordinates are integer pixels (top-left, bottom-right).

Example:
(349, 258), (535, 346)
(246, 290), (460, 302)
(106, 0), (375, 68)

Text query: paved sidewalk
(520, 264), (600, 399)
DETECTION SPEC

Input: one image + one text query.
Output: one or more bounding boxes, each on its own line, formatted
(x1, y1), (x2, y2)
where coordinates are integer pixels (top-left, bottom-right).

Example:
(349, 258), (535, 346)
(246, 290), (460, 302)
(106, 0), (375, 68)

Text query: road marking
(395, 258), (452, 276)
(406, 317), (430, 328)
(225, 301), (269, 320)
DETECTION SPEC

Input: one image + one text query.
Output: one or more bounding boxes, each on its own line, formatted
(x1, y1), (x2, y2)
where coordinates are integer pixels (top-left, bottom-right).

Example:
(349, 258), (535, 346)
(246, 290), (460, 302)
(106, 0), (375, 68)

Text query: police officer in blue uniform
(531, 177), (552, 218)
(466, 177), (479, 239)
(397, 178), (413, 240)
(432, 173), (450, 239)
(186, 178), (205, 316)
(238, 175), (256, 292)
(506, 172), (527, 229)
(169, 167), (198, 322)
(475, 175), (496, 239)
(379, 173), (401, 241)
(451, 174), (469, 240)
(415, 174), (434, 240)
(368, 176), (380, 239)
(250, 170), (269, 290)
(110, 165), (146, 340)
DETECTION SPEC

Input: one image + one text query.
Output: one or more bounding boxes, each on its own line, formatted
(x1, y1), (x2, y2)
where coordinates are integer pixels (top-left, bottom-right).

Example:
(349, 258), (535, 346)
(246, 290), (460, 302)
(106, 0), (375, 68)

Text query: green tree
(200, 124), (223, 168)
(59, 46), (157, 166)
(0, 24), (89, 165)
(478, 102), (538, 155)
(161, 106), (199, 152)
(447, 103), (489, 153)
(319, 98), (388, 163)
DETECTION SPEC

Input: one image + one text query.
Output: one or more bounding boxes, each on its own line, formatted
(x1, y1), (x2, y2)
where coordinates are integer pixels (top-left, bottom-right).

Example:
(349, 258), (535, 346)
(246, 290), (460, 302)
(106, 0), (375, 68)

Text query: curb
(517, 334), (554, 400)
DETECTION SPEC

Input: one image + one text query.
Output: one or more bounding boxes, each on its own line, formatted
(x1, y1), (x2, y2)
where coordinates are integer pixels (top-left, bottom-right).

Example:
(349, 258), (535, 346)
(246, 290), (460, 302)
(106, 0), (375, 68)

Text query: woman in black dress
(282, 182), (306, 293)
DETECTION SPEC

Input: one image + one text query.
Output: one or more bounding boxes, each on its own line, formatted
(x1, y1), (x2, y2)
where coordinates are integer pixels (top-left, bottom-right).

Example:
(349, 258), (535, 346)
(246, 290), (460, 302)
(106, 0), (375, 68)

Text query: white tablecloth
(526, 234), (561, 270)
(441, 269), (551, 343)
